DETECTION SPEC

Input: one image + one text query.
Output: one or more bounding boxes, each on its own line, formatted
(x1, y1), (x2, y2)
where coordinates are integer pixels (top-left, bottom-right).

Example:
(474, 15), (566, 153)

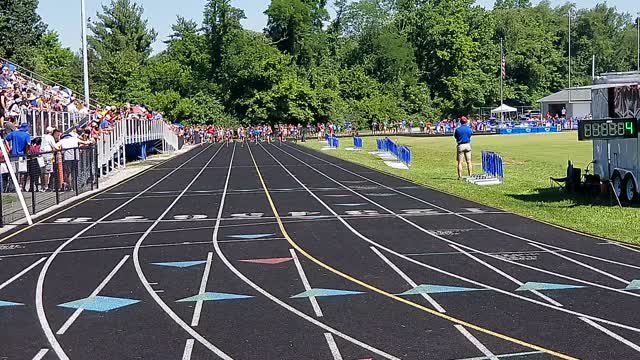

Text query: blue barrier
(481, 151), (504, 179)
(328, 135), (339, 148)
(353, 137), (363, 150)
(498, 126), (561, 135)
(376, 137), (411, 167)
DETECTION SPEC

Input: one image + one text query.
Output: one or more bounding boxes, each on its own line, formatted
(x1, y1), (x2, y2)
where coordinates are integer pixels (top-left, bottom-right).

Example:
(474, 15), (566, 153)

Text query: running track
(2, 142), (640, 360)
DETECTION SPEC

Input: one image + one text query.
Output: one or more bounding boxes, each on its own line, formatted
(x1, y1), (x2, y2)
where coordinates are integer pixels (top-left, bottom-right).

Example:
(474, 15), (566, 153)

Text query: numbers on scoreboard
(582, 122), (629, 139)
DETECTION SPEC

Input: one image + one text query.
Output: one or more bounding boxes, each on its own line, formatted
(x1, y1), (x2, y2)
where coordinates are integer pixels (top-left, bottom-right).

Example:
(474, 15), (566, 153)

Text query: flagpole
(500, 38), (504, 122)
(81, 0), (90, 109)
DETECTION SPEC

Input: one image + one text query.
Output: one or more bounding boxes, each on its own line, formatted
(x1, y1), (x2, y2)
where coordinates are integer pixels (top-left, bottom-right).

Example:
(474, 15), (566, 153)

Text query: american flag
(501, 48), (506, 79)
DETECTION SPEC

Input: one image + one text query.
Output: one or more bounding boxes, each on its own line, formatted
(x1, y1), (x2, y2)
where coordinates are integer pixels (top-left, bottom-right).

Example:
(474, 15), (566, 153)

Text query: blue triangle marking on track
(625, 280), (640, 290)
(58, 296), (140, 312)
(398, 284), (485, 295)
(176, 292), (254, 302)
(291, 288), (365, 299)
(335, 203), (368, 207)
(0, 300), (23, 307)
(152, 260), (207, 268)
(516, 282), (586, 291)
(227, 234), (276, 240)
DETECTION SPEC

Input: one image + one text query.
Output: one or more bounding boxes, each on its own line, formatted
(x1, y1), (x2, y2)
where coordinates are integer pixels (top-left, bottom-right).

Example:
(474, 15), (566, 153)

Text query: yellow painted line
(0, 144), (211, 244)
(247, 146), (579, 360)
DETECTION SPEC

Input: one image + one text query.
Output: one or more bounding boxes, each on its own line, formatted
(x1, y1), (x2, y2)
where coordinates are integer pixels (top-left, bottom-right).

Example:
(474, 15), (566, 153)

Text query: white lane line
(370, 246), (446, 313)
(57, 255), (130, 335)
(182, 339), (195, 360)
(192, 252), (214, 326)
(1, 237), (287, 260)
(285, 144), (640, 274)
(454, 325), (498, 360)
(580, 317), (640, 352)
(611, 242), (640, 254)
(269, 144), (640, 334)
(132, 145), (233, 359)
(290, 248), (323, 317)
(528, 243), (631, 285)
(35, 144), (215, 360)
(32, 348), (49, 360)
(373, 245), (499, 358)
(324, 333), (344, 360)
(448, 244), (563, 307)
(210, 145), (400, 359)
(0, 257), (46, 291)
(273, 145), (640, 299)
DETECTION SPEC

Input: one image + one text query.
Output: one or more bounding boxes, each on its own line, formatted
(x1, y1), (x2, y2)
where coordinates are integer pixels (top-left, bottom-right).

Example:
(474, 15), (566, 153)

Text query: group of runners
(201, 124), (303, 147)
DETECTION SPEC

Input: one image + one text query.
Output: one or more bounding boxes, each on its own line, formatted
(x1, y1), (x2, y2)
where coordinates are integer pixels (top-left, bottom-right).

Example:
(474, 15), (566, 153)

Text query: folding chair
(550, 160), (574, 191)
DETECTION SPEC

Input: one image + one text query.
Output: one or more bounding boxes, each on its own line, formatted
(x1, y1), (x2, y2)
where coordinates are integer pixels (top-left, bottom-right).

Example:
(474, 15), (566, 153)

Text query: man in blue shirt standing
(454, 116), (473, 180)
(5, 122), (32, 157)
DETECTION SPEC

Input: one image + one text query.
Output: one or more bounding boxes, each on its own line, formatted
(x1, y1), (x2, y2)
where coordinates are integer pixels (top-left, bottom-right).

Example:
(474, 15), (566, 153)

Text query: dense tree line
(0, 0), (637, 128)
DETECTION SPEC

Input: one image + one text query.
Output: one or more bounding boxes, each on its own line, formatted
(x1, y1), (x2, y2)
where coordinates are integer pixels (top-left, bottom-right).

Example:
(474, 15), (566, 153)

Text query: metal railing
(0, 147), (98, 226)
(19, 110), (97, 137)
(96, 117), (180, 176)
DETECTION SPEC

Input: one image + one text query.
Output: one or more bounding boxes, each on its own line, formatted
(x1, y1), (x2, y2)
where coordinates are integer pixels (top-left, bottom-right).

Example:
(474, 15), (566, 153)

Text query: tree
(166, 16), (200, 44)
(88, 0), (157, 103)
(0, 0), (47, 66)
(203, 0), (245, 78)
(32, 32), (82, 91)
(264, 0), (328, 65)
(88, 0), (157, 59)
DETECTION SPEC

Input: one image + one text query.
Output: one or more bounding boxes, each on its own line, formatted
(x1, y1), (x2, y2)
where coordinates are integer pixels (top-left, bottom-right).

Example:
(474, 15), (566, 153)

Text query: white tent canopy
(491, 104), (518, 114)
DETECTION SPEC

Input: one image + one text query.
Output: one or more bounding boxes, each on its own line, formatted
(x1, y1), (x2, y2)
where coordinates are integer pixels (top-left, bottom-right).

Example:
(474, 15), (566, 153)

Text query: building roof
(538, 86), (592, 103)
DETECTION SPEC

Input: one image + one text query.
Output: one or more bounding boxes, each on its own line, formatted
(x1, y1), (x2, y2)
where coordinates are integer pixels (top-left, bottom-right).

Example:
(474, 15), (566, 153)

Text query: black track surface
(2, 142), (640, 360)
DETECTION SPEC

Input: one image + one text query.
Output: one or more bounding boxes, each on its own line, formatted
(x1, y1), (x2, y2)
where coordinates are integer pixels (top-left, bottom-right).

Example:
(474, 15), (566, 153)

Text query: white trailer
(584, 72), (640, 203)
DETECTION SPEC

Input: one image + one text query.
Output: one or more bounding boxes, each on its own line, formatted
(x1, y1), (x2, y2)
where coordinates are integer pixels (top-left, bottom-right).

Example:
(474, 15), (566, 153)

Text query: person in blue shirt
(454, 116), (473, 180)
(5, 123), (32, 157)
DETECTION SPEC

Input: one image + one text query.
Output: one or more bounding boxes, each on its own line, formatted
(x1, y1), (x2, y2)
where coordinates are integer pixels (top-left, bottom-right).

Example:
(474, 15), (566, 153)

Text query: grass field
(302, 132), (640, 245)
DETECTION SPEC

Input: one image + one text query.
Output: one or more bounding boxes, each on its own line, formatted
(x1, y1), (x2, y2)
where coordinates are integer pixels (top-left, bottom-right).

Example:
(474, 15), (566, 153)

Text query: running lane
(257, 142), (640, 359)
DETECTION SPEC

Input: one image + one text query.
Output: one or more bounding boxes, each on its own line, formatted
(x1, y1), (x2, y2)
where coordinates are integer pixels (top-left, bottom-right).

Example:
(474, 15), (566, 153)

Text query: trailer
(578, 72), (640, 204)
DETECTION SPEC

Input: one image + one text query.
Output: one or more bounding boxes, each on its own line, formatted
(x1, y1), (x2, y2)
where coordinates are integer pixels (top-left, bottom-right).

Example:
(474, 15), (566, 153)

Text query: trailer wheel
(611, 172), (624, 201)
(624, 175), (638, 204)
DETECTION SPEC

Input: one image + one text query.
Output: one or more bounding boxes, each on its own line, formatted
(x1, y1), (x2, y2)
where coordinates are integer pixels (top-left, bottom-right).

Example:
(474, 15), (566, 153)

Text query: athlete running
(239, 127), (246, 147)
(224, 128), (232, 147)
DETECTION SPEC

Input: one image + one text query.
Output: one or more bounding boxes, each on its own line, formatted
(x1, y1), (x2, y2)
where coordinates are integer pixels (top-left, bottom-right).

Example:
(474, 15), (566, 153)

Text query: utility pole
(568, 9), (572, 106)
(81, 0), (91, 109)
(637, 14), (639, 72)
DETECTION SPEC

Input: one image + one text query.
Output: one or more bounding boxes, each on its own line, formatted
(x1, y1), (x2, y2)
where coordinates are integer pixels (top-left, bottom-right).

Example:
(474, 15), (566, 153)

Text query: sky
(38, 0), (637, 54)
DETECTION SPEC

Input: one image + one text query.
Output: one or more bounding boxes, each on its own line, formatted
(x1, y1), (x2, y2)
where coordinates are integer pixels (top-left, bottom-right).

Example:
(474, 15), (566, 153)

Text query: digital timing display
(578, 118), (638, 141)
